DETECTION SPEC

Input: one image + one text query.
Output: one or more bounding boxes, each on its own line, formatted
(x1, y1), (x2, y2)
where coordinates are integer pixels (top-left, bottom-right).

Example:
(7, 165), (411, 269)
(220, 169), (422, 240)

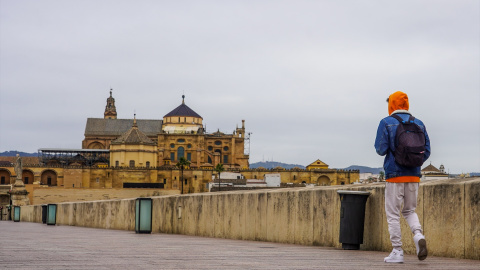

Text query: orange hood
(388, 91), (409, 115)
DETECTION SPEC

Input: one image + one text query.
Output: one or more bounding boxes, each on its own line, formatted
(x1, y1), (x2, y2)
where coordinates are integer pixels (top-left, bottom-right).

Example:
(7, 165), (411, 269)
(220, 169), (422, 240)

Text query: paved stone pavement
(1, 222), (478, 269)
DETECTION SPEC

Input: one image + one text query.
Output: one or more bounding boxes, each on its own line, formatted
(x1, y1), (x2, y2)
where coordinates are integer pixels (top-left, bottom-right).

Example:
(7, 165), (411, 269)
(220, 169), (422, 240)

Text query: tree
(379, 171), (385, 181)
(214, 163), (224, 192)
(176, 157), (190, 194)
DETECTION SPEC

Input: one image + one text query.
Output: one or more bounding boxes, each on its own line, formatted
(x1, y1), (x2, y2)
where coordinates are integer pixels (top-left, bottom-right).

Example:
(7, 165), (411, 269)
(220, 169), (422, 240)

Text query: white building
(264, 174), (281, 187)
(246, 179), (267, 187)
(421, 163), (449, 181)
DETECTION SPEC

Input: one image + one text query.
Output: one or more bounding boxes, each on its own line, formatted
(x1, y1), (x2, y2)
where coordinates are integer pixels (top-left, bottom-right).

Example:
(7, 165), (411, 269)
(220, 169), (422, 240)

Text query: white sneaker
(414, 233), (428, 260)
(384, 249), (404, 263)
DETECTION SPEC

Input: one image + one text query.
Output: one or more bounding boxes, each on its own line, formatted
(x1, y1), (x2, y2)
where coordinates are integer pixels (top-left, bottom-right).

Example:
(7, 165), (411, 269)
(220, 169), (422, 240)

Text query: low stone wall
(18, 178), (479, 260)
(32, 188), (180, 205)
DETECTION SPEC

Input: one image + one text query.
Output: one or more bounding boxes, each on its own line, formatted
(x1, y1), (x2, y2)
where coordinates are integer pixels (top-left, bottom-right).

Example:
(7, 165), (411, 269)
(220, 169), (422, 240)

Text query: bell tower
(104, 88), (117, 119)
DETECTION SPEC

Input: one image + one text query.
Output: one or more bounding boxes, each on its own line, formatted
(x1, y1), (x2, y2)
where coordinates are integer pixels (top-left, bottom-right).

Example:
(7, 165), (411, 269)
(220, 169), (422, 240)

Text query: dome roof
(164, 95), (202, 119)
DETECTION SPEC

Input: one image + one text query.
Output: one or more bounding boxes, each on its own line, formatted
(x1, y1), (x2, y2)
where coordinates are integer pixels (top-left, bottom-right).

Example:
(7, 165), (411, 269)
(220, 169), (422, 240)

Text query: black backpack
(391, 114), (426, 168)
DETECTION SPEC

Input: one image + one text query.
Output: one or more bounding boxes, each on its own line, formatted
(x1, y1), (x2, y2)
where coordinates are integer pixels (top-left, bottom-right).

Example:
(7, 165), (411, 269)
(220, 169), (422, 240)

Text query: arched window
(177, 147), (185, 159)
(146, 161), (150, 168)
(41, 170), (57, 186)
(208, 156), (212, 164)
(0, 169), (10, 184)
(88, 141), (105, 149)
(23, 170), (34, 185)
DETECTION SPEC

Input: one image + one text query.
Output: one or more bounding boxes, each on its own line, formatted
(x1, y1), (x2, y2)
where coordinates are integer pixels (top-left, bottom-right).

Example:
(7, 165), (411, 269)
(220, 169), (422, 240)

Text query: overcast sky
(1, 0), (479, 173)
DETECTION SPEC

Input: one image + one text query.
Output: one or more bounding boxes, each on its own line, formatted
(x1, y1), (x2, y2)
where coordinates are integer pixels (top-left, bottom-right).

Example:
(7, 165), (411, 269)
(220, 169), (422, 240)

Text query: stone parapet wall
(32, 188), (180, 205)
(18, 178), (479, 260)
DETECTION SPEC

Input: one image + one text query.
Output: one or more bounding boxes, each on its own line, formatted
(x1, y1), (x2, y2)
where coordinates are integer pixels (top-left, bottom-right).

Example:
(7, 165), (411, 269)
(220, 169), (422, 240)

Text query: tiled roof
(164, 103), (202, 118)
(0, 156), (40, 165)
(422, 164), (440, 172)
(111, 122), (156, 145)
(84, 118), (162, 136)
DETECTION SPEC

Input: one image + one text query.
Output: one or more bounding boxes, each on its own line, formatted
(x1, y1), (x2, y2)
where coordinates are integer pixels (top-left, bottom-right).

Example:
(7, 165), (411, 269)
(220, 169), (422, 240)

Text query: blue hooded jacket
(375, 110), (431, 180)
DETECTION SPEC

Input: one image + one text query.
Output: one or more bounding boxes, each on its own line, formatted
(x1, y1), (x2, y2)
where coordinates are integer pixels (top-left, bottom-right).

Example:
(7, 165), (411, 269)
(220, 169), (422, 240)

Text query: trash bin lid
(337, 190), (370, 196)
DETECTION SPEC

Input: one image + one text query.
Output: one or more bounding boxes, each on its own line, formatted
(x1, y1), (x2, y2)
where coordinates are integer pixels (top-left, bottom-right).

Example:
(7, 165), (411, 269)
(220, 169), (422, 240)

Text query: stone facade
(83, 93), (249, 169)
(109, 117), (158, 168)
(0, 164), (358, 202)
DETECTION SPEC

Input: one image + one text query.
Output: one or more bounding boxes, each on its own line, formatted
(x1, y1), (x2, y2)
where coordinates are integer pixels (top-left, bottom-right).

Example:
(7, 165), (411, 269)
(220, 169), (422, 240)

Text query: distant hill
(250, 162), (384, 173)
(0, 151), (37, 157)
(342, 165), (383, 174)
(250, 161), (305, 169)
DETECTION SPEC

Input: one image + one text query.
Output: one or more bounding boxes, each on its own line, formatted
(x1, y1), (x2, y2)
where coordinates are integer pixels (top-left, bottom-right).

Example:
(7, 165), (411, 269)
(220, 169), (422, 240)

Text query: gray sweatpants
(385, 182), (423, 248)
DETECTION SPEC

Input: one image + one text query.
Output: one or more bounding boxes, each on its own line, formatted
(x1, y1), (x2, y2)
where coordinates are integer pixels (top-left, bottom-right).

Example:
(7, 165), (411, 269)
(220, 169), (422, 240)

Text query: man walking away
(375, 91), (431, 263)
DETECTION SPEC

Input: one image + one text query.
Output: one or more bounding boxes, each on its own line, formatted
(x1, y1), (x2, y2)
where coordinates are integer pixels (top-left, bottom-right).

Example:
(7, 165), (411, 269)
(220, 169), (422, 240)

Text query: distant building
(421, 163), (449, 181)
(246, 179), (267, 187)
(306, 159), (329, 170)
(264, 173), (281, 187)
(358, 172), (383, 183)
(109, 116), (158, 168)
(0, 92), (360, 204)
(84, 92), (249, 169)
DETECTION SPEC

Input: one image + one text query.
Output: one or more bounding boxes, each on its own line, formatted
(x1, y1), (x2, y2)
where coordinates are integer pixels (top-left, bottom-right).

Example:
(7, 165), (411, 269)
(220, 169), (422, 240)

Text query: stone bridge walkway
(1, 222), (478, 269)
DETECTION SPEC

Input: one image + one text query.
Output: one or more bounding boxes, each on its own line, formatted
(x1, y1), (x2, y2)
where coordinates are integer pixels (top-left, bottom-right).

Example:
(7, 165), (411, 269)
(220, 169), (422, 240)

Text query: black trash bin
(41, 205), (47, 224)
(337, 190), (370, 250)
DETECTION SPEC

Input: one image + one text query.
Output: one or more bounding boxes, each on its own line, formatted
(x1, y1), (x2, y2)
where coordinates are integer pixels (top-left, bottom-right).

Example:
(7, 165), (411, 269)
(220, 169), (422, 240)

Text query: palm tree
(176, 157), (190, 194)
(214, 163), (224, 192)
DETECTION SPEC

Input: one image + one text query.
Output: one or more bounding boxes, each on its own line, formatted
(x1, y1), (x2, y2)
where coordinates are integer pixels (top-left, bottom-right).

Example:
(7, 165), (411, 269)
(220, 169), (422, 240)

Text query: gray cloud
(1, 0), (479, 173)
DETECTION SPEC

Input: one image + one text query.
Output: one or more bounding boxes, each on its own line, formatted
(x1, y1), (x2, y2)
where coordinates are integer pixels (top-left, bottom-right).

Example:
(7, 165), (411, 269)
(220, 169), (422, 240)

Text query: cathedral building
(83, 92), (249, 169)
(0, 90), (359, 205)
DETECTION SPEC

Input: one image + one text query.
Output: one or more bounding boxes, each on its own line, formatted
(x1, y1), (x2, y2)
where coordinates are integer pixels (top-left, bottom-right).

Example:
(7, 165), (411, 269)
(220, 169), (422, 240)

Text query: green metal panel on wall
(13, 206), (20, 222)
(47, 204), (57, 225)
(135, 198), (152, 234)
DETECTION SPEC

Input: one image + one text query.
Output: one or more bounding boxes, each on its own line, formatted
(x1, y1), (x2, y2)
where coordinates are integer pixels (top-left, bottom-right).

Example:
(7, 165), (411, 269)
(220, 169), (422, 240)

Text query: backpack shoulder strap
(391, 114), (404, 123)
